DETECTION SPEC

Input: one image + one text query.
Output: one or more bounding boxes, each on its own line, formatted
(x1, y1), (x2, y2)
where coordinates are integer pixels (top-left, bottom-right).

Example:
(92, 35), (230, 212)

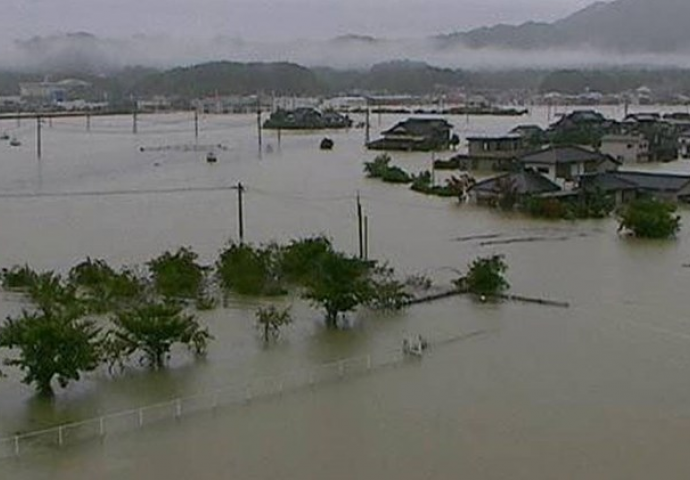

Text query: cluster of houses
(463, 110), (690, 205)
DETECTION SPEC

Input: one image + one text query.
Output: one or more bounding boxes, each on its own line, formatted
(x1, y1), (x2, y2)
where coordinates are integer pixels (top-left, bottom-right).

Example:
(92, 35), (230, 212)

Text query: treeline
(5, 62), (690, 102)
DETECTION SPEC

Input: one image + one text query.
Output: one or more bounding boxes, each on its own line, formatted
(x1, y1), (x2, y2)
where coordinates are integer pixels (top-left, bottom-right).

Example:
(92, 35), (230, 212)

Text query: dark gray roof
(612, 171), (690, 193)
(578, 172), (638, 192)
(470, 171), (561, 196)
(466, 134), (522, 141)
(383, 118), (453, 136)
(520, 146), (611, 165)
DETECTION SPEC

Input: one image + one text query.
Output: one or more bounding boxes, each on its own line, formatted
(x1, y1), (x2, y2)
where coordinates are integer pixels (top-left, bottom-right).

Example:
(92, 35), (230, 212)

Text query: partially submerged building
(367, 118), (454, 152)
(519, 145), (620, 188)
(465, 135), (526, 171)
(263, 108), (352, 130)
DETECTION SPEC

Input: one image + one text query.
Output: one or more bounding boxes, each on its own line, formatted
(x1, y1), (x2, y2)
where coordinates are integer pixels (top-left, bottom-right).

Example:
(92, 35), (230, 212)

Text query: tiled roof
(520, 146), (610, 165)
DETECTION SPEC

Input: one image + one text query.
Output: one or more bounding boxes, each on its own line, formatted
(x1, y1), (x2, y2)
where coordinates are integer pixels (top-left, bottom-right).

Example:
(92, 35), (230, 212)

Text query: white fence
(0, 347), (406, 459)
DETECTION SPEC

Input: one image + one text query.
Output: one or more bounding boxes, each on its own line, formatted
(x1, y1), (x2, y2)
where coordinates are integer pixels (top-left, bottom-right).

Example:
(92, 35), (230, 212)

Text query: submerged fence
(0, 330), (489, 460)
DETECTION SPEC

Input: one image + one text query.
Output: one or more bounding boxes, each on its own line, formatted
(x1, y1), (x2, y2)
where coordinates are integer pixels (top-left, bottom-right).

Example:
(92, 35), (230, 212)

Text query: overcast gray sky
(4, 0), (596, 42)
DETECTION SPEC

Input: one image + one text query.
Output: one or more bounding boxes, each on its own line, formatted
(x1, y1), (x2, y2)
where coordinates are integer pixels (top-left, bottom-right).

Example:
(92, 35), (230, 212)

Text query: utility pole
(132, 97), (138, 134)
(256, 95), (263, 155)
(365, 100), (371, 146)
(357, 192), (364, 259)
(86, 113), (91, 132)
(363, 215), (369, 260)
(194, 108), (199, 143)
(36, 116), (42, 160)
(233, 182), (246, 244)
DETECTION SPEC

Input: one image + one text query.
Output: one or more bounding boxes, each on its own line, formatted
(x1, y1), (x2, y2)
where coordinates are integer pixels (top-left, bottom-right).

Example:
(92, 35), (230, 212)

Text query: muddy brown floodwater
(1, 107), (690, 479)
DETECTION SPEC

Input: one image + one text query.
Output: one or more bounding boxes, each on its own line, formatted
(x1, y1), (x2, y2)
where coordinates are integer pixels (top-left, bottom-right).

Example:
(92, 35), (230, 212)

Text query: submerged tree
(148, 247), (208, 300)
(302, 251), (374, 328)
(106, 302), (212, 370)
(255, 305), (292, 343)
(69, 258), (146, 313)
(0, 310), (102, 396)
(456, 255), (510, 297)
(216, 243), (281, 296)
(617, 198), (681, 239)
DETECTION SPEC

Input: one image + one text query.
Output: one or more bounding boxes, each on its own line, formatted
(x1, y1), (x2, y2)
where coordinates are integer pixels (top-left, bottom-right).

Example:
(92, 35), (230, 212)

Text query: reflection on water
(2, 108), (690, 478)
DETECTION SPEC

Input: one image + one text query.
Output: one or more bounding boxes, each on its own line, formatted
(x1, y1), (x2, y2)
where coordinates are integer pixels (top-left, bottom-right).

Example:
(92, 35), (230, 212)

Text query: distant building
(263, 107), (352, 130)
(600, 134), (650, 164)
(19, 79), (91, 106)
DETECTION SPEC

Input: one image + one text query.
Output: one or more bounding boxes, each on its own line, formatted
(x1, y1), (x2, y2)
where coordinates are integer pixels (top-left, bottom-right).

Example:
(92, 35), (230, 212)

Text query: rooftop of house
(578, 172), (638, 192)
(612, 170), (690, 192)
(520, 145), (614, 165)
(470, 170), (561, 196)
(383, 118), (453, 136)
(466, 134), (522, 142)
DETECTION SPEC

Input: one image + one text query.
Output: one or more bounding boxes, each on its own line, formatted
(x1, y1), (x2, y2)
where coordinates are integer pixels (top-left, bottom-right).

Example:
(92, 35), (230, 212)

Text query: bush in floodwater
(1, 264), (38, 290)
(148, 247), (208, 300)
(617, 198), (681, 239)
(216, 242), (283, 296)
(69, 258), (146, 313)
(458, 254), (509, 296)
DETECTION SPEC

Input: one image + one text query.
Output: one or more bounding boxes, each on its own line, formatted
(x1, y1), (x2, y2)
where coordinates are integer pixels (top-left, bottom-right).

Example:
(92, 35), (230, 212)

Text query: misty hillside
(437, 0), (690, 53)
(133, 62), (323, 97)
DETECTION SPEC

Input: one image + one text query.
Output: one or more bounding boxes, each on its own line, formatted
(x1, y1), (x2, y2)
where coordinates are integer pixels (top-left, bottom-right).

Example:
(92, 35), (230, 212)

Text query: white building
(600, 134), (650, 164)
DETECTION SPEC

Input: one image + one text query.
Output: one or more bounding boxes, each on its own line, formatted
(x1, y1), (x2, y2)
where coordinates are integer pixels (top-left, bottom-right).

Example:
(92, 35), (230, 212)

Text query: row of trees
(0, 238), (413, 395)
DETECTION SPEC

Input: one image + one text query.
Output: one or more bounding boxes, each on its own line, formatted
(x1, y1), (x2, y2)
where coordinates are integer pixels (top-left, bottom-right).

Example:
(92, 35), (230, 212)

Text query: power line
(0, 185), (236, 200)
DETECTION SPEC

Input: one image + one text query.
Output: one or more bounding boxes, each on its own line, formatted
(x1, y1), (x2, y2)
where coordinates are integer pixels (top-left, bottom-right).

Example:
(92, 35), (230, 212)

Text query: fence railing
(0, 330), (491, 460)
(0, 346), (406, 459)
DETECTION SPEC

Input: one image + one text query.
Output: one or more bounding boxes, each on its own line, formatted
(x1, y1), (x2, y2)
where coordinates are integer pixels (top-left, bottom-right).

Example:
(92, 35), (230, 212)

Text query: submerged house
(367, 118), (454, 152)
(469, 171), (561, 204)
(519, 145), (620, 189)
(599, 134), (650, 164)
(263, 108), (352, 130)
(610, 171), (690, 203)
(465, 134), (527, 171)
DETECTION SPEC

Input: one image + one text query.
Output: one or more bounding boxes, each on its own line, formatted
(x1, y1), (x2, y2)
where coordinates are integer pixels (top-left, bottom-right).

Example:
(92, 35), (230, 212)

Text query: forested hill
(437, 0), (690, 54)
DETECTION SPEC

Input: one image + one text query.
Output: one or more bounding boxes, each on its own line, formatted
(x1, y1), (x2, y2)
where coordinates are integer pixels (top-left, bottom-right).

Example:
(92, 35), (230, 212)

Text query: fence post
(14, 435), (19, 457)
(212, 393), (218, 411)
(58, 426), (64, 447)
(339, 361), (345, 378)
(99, 417), (105, 438)
(175, 399), (182, 420)
(138, 409), (144, 428)
(367, 355), (372, 370)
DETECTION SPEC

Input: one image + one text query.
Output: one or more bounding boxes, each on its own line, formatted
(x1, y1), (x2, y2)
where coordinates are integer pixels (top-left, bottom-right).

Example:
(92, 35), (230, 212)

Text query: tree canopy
(617, 198), (681, 239)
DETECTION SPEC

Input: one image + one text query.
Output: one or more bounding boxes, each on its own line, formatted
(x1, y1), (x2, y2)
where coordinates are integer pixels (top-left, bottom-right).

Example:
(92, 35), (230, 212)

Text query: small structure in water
(320, 138), (334, 150)
(9, 137), (21, 147)
(402, 335), (428, 357)
(0, 132), (9, 140)
(206, 151), (217, 163)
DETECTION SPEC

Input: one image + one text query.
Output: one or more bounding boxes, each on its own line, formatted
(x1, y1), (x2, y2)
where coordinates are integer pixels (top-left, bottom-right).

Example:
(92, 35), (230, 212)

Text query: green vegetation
(69, 258), (145, 313)
(148, 248), (208, 300)
(216, 243), (282, 296)
(255, 305), (292, 343)
(0, 310), (102, 396)
(456, 255), (510, 296)
(364, 154), (412, 184)
(106, 302), (211, 370)
(0, 237), (412, 393)
(522, 190), (615, 220)
(410, 171), (462, 197)
(617, 198), (681, 239)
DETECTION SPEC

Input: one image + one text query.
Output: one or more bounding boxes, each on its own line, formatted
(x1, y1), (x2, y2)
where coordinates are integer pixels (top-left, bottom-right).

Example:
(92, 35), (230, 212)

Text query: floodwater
(1, 106), (690, 479)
